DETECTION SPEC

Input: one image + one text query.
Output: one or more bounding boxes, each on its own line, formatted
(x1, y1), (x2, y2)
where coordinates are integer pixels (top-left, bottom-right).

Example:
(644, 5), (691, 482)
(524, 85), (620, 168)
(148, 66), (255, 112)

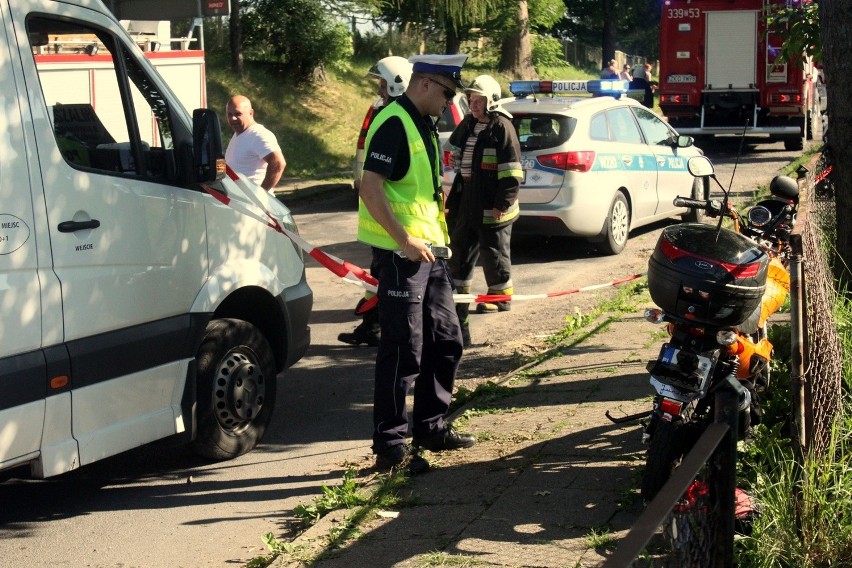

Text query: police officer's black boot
(338, 304), (380, 346)
(455, 286), (472, 348)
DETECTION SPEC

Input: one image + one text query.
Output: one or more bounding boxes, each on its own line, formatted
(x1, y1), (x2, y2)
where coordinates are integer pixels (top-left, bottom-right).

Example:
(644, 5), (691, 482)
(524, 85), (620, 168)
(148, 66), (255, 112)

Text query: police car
(453, 79), (706, 255)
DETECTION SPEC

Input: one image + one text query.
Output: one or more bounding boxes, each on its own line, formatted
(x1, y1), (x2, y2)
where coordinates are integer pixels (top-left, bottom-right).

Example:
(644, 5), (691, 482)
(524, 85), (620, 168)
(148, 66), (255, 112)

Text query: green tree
(363, 0), (563, 78)
(767, 0), (852, 282)
(816, 0), (852, 282)
(229, 0), (242, 75)
(557, 0), (659, 66)
(240, 0), (353, 80)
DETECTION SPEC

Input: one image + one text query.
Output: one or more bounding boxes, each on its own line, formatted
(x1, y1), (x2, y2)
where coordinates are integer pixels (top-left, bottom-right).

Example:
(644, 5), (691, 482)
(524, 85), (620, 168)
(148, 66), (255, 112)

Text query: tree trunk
(600, 0), (617, 67)
(820, 0), (852, 282)
(229, 0), (243, 77)
(444, 16), (461, 54)
(498, 0), (538, 80)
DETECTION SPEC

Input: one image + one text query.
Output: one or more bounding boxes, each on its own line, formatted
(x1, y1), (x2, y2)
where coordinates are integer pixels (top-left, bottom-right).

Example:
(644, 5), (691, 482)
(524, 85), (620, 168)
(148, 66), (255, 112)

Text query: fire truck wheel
(596, 192), (629, 255)
(783, 137), (804, 151)
(192, 318), (277, 460)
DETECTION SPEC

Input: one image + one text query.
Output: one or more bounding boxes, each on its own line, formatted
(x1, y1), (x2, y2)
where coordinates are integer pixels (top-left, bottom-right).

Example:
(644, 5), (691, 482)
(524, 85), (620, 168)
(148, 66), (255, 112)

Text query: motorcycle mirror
(687, 155), (715, 178)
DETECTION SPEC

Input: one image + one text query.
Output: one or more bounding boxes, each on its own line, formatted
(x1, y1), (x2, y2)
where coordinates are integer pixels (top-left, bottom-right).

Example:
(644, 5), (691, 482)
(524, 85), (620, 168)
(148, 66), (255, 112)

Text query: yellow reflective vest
(357, 102), (448, 250)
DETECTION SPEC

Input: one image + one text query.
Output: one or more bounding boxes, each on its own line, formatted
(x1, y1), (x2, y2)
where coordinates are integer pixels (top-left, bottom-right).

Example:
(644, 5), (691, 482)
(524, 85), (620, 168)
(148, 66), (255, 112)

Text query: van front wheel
(193, 318), (277, 460)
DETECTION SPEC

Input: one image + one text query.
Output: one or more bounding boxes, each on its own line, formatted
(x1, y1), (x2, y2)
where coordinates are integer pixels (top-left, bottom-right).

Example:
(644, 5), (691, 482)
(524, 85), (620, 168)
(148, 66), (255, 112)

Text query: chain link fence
(795, 153), (843, 457)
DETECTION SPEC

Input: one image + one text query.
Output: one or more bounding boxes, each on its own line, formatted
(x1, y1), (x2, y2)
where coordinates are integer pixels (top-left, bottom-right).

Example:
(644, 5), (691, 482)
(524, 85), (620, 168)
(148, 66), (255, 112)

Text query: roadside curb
(272, 176), (354, 206)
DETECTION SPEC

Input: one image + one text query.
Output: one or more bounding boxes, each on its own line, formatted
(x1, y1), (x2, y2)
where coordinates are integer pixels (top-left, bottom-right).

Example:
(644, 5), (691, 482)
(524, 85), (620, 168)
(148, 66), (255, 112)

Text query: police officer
(339, 56), (413, 347)
(444, 75), (523, 346)
(358, 53), (476, 472)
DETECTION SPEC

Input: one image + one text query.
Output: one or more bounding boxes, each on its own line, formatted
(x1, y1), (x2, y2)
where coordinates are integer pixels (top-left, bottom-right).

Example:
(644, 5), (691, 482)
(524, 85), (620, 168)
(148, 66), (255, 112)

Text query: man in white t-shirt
(224, 95), (286, 193)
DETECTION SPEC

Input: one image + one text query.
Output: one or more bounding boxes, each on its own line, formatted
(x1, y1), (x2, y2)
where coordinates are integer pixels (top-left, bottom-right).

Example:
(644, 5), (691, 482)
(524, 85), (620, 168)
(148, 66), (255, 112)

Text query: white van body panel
(72, 360), (189, 466)
(0, 0), (312, 479)
(0, 402), (46, 469)
(33, 393), (78, 478)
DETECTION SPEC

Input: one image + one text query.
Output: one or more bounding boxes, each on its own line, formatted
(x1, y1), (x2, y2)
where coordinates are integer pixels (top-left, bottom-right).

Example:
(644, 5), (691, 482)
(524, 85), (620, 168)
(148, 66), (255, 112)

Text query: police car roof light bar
(509, 79), (630, 99)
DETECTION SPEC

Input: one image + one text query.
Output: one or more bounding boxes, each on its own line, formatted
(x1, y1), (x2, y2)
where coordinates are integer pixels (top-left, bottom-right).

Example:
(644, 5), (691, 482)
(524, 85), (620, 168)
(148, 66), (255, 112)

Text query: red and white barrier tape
(815, 164), (832, 184)
(200, 172), (643, 304)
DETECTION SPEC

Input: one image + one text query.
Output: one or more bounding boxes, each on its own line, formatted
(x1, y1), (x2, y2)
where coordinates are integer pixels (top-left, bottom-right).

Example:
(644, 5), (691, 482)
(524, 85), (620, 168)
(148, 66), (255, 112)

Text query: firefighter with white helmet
(338, 56), (414, 347)
(465, 74), (511, 117)
(445, 74), (522, 346)
(369, 56), (413, 104)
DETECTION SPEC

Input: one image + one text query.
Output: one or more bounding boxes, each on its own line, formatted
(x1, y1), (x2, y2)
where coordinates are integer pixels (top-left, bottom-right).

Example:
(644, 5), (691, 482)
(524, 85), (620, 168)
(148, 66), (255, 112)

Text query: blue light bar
(509, 79), (631, 98)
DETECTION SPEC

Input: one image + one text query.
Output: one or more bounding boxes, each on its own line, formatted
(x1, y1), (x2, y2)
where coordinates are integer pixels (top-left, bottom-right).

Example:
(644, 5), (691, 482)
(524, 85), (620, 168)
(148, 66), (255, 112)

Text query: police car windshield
(436, 95), (469, 133)
(514, 115), (576, 152)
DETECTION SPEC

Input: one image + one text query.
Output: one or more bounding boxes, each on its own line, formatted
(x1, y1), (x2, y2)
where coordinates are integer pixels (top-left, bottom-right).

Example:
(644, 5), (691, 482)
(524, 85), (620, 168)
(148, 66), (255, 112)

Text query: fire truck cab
(659, 0), (823, 150)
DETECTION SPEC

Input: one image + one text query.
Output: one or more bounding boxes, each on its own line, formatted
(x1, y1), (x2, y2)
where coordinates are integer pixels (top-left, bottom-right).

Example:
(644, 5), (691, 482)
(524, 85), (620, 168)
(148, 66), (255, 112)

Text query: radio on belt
(396, 242), (452, 259)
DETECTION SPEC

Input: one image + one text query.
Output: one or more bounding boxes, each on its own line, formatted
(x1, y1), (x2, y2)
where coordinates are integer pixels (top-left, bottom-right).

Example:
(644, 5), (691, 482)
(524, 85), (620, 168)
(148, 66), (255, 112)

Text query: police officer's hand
(402, 236), (435, 263)
(492, 208), (505, 221)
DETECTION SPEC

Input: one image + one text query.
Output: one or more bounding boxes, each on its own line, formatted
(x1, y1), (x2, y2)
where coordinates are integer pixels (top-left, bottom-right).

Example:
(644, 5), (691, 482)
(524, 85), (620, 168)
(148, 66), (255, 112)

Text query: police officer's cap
(409, 54), (468, 88)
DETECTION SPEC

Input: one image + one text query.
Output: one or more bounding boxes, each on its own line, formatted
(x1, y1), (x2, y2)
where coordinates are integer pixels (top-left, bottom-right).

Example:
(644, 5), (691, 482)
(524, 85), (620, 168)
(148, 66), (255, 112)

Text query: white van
(0, 0), (312, 478)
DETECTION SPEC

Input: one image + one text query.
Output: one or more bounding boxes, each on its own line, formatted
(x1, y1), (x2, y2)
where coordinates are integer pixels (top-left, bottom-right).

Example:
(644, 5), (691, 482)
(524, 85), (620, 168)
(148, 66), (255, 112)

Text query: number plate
(651, 344), (715, 393)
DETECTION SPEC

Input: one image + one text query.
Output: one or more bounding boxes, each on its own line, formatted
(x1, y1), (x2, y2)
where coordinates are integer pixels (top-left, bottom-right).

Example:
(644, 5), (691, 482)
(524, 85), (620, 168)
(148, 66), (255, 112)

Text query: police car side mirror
(192, 108), (225, 183)
(676, 134), (694, 149)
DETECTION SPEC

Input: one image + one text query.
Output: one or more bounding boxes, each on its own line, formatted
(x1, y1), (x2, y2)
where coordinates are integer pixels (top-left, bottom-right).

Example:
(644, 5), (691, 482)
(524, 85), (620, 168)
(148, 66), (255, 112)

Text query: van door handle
(58, 219), (101, 233)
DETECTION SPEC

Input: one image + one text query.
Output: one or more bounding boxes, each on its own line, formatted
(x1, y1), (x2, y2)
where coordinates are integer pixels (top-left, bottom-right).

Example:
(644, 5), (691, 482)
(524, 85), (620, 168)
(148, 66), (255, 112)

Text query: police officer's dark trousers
(371, 248), (464, 453)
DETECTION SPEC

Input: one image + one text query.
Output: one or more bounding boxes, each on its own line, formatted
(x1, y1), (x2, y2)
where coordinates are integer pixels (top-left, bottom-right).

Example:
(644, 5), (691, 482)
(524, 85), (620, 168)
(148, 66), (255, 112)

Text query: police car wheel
(598, 192), (629, 255)
(192, 318), (277, 461)
(682, 177), (707, 223)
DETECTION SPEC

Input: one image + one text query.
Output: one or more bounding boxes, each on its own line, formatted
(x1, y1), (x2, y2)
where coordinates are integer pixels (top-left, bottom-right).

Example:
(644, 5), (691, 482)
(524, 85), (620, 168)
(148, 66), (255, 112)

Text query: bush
(532, 34), (568, 68)
(241, 0), (353, 80)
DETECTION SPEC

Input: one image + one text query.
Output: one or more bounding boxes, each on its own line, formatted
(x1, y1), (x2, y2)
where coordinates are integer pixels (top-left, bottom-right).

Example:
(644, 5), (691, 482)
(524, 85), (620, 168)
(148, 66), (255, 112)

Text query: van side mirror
(192, 108), (225, 182)
(676, 134), (694, 148)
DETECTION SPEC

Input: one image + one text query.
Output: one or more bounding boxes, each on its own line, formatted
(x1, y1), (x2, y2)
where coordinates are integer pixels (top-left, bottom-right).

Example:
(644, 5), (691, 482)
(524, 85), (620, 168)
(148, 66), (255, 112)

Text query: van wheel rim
(612, 200), (629, 244)
(213, 349), (266, 431)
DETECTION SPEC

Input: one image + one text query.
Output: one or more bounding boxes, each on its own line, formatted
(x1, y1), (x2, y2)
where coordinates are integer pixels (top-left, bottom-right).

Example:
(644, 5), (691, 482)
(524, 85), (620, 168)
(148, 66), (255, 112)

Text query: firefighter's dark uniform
(358, 95), (463, 454)
(445, 113), (522, 331)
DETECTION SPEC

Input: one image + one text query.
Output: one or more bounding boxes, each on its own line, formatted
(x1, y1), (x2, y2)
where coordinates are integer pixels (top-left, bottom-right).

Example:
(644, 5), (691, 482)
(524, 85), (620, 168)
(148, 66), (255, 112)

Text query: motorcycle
(637, 155), (798, 502)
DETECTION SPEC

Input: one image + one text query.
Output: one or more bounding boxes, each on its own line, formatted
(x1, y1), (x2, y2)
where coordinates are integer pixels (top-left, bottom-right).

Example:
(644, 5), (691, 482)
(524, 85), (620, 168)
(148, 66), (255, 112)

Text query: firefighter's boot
(338, 302), (380, 346)
(476, 287), (513, 314)
(455, 286), (472, 348)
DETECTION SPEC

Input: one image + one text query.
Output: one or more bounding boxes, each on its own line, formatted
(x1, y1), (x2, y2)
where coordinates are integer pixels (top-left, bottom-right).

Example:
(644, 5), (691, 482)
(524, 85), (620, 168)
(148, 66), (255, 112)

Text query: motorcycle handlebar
(673, 196), (708, 209)
(673, 196), (722, 216)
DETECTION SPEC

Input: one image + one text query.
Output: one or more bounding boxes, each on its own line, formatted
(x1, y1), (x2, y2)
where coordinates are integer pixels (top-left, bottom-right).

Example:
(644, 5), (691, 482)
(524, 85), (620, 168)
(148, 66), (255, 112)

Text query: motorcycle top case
(648, 223), (769, 327)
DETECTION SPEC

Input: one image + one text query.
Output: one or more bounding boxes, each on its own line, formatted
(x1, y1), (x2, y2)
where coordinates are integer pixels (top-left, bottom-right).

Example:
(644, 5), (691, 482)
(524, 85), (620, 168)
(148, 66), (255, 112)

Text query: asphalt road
(0, 138), (810, 568)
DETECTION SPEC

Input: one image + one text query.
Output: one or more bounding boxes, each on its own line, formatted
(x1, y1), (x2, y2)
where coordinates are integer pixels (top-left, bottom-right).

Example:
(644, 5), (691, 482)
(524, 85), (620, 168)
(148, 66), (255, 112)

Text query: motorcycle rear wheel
(641, 419), (688, 502)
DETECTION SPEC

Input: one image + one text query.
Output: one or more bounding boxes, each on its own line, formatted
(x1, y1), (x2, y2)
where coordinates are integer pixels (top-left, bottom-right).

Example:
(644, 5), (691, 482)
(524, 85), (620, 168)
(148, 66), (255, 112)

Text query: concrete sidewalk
(284, 308), (660, 567)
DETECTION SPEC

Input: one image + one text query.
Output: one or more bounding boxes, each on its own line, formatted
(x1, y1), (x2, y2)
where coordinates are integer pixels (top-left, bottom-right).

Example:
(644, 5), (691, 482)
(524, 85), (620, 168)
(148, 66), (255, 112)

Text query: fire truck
(658, 0), (823, 150)
(33, 20), (205, 143)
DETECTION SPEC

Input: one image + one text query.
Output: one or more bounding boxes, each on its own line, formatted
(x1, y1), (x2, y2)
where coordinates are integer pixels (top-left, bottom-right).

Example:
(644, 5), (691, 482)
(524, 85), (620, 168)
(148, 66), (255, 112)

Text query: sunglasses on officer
(428, 77), (457, 101)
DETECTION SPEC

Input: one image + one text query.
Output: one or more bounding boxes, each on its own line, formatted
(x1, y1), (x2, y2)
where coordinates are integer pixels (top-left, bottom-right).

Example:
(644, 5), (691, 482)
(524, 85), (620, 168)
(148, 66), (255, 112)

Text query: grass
(416, 551), (487, 566)
(735, 281), (852, 566)
(206, 54), (377, 178)
(204, 54), (597, 178)
(246, 468), (411, 566)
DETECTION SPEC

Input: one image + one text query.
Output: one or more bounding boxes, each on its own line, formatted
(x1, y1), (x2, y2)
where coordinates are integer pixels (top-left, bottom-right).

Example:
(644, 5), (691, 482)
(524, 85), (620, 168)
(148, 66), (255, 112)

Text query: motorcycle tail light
(644, 308), (665, 324)
(716, 330), (739, 346)
(660, 398), (683, 418)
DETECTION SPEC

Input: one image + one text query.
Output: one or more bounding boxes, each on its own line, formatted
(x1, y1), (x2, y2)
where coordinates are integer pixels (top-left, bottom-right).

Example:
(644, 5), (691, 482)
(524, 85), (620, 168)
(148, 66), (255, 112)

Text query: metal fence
(791, 153), (844, 458)
(602, 153), (844, 566)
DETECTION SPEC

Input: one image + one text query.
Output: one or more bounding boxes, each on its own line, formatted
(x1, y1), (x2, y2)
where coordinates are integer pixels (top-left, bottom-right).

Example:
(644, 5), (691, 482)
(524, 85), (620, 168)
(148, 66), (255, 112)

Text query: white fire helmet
(369, 56), (413, 98)
(465, 74), (511, 118)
